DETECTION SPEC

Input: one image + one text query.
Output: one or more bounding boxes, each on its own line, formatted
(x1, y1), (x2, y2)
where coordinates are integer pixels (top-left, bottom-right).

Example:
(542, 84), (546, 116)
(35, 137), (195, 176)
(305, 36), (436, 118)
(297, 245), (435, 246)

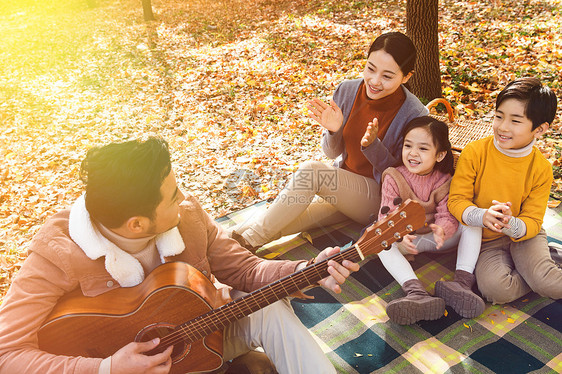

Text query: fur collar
(68, 195), (185, 287)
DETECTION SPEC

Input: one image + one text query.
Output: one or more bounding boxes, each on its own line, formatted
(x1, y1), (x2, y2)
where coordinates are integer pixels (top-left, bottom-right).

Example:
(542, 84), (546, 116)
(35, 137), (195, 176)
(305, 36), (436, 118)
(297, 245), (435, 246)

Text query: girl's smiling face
(402, 127), (446, 176)
(363, 50), (412, 100)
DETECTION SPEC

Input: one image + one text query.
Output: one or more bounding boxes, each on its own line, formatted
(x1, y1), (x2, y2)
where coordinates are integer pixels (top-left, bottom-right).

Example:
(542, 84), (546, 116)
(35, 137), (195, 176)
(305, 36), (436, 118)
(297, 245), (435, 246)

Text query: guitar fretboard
(154, 200), (422, 352)
(164, 249), (361, 348)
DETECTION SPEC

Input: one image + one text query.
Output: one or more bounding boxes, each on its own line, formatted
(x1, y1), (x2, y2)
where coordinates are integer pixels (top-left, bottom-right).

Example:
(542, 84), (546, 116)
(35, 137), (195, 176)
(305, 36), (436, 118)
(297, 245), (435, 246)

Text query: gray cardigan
(321, 78), (428, 183)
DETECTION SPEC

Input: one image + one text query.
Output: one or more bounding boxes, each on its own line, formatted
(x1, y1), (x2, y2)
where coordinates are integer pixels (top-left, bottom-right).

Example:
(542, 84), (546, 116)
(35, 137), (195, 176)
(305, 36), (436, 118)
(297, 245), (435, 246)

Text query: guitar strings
(154, 252), (349, 348)
(156, 234), (393, 349)
(155, 244), (374, 349)
(154, 215), (413, 350)
(155, 226), (410, 349)
(155, 260), (333, 347)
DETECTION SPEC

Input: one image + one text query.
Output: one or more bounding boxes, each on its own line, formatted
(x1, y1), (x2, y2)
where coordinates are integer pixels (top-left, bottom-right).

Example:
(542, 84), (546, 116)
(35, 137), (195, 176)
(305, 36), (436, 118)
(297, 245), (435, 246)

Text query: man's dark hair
(80, 137), (172, 228)
(496, 77), (558, 130)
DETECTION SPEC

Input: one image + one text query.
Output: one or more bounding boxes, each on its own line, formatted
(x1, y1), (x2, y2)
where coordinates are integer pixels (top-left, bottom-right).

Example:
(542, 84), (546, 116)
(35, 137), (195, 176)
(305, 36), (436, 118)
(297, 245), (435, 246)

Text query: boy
(446, 77), (561, 304)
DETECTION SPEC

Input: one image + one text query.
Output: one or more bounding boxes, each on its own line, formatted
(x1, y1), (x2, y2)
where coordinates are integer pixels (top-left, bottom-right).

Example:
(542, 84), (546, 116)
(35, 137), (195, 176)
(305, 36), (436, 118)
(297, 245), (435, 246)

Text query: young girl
(230, 32), (429, 250)
(377, 116), (485, 325)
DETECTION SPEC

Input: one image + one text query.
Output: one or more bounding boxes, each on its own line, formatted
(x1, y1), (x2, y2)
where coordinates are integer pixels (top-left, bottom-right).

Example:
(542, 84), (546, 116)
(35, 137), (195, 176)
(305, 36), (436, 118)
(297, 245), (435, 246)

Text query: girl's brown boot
(435, 270), (485, 319)
(386, 279), (446, 325)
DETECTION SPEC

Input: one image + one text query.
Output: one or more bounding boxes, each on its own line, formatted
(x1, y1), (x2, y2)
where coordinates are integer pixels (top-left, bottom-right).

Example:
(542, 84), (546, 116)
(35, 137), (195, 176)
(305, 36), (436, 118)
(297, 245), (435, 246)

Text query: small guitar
(38, 199), (425, 373)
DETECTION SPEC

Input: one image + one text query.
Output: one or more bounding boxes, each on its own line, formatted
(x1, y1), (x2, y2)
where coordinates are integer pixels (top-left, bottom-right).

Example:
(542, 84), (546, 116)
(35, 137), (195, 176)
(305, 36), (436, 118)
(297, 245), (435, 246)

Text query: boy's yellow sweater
(448, 136), (553, 242)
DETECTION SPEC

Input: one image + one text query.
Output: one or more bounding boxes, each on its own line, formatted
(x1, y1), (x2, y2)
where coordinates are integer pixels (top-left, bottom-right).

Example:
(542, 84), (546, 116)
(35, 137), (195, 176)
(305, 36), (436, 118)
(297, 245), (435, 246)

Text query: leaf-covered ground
(1, 0), (561, 300)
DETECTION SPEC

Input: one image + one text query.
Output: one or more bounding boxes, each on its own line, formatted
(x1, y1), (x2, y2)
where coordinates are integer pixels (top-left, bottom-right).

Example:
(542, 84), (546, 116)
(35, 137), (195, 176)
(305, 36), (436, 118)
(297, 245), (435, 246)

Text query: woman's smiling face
(363, 49), (412, 100)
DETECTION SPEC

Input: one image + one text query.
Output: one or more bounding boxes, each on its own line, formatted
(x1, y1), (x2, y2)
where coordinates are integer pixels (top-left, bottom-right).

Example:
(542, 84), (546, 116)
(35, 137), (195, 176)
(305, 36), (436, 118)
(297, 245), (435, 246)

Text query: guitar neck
(173, 247), (361, 345)
(157, 200), (424, 351)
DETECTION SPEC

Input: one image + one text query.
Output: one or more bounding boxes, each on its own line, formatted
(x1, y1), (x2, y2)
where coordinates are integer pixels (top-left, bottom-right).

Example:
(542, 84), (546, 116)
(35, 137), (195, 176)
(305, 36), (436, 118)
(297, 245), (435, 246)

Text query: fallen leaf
(547, 200), (560, 208)
(301, 232), (313, 244)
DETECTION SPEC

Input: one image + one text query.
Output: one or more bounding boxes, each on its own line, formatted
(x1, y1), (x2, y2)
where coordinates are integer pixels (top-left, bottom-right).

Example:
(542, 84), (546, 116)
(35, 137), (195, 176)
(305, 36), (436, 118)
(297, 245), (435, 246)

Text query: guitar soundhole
(135, 323), (190, 364)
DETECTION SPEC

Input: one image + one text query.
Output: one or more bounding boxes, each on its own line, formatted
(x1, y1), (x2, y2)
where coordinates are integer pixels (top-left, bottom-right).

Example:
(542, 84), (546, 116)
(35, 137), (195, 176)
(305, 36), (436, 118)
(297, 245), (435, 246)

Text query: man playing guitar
(0, 137), (359, 374)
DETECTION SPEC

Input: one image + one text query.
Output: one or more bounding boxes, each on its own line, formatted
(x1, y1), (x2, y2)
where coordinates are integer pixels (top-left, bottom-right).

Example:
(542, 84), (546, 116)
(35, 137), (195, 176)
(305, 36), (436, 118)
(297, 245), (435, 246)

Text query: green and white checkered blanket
(217, 202), (562, 374)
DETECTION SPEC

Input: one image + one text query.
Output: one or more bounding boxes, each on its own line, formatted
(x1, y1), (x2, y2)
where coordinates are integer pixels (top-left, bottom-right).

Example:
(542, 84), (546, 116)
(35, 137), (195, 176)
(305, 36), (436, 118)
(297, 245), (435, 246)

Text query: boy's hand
(483, 201), (512, 232)
(492, 200), (513, 218)
(306, 99), (344, 133)
(361, 118), (379, 147)
(429, 224), (445, 249)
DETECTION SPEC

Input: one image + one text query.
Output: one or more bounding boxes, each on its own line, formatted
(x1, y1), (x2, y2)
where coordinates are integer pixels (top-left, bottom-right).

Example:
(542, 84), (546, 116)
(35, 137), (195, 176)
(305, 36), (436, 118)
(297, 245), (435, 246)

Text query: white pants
(378, 225), (482, 285)
(223, 292), (336, 374)
(236, 161), (381, 247)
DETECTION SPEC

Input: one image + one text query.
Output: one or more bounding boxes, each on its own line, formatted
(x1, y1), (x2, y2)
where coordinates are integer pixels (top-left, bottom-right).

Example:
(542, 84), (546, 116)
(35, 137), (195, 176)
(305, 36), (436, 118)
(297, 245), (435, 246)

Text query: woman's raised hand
(360, 118), (379, 147)
(306, 98), (344, 132)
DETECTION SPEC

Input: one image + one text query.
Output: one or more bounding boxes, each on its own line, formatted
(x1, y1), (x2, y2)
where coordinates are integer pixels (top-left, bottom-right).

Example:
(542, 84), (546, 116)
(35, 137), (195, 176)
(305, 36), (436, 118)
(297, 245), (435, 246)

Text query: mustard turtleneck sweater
(448, 136), (553, 242)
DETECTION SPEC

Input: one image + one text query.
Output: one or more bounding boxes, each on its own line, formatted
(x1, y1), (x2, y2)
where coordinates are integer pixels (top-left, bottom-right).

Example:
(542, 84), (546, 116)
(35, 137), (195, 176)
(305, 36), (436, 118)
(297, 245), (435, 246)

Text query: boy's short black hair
(80, 137), (172, 228)
(496, 77), (558, 130)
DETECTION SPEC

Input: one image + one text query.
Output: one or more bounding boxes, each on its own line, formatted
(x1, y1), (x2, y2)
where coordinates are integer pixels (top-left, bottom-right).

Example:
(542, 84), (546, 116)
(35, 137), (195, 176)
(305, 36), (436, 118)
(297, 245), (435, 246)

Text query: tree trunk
(406, 0), (441, 102)
(142, 0), (155, 21)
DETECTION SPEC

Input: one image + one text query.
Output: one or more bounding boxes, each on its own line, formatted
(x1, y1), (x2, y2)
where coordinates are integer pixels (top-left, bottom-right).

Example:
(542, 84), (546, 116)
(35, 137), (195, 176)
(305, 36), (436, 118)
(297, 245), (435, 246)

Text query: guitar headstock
(354, 199), (425, 258)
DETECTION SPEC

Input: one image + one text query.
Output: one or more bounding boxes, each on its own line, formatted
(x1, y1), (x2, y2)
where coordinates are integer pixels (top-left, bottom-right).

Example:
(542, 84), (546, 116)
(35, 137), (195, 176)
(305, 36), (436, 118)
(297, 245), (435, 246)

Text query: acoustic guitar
(38, 199), (425, 373)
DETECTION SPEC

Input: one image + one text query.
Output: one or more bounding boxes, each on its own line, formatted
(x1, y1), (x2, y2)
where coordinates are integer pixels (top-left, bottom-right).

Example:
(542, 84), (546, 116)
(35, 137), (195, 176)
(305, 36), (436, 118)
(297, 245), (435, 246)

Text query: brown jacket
(0, 195), (301, 373)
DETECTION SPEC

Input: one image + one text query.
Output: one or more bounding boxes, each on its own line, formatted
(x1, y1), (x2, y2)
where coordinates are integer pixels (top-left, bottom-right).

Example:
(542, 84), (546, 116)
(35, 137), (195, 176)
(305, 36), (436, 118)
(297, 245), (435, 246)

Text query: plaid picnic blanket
(217, 202), (562, 374)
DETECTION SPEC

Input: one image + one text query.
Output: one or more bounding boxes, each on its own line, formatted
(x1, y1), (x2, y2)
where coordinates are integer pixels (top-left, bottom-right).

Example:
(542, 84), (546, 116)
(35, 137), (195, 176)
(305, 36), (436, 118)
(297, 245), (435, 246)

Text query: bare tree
(142, 0), (155, 21)
(406, 0), (442, 101)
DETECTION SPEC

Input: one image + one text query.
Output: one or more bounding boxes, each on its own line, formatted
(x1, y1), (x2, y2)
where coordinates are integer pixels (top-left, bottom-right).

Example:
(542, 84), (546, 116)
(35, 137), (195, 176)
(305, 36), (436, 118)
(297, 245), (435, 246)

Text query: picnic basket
(426, 98), (494, 167)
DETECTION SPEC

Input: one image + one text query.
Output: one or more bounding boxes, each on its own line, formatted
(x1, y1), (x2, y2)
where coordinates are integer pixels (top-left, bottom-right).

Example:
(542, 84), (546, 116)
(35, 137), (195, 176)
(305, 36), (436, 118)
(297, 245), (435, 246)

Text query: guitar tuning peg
(368, 213), (378, 224)
(393, 197), (403, 206)
(380, 205), (390, 215)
